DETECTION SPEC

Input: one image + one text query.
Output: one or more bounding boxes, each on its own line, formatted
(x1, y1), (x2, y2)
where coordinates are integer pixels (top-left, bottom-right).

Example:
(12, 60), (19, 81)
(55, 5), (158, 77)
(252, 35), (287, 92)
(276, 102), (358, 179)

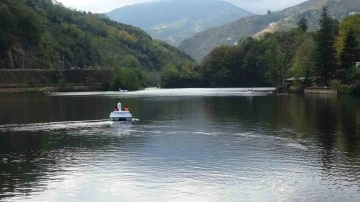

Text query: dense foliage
(163, 29), (312, 88)
(314, 7), (339, 85)
(162, 9), (360, 92)
(179, 0), (360, 61)
(0, 0), (195, 90)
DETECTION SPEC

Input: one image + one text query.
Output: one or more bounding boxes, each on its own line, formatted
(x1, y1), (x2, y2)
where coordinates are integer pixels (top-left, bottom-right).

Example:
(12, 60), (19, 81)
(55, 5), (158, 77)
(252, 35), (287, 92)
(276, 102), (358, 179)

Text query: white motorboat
(109, 102), (132, 122)
(245, 89), (254, 94)
(119, 88), (128, 92)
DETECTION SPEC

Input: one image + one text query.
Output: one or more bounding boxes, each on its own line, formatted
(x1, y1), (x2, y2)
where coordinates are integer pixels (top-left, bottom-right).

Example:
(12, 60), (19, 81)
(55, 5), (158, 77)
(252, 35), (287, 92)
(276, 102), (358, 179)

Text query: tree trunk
(7, 49), (15, 69)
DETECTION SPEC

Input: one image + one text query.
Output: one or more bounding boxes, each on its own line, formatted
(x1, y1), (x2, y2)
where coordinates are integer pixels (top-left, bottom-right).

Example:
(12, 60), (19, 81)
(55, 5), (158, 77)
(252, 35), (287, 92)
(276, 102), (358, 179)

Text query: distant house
(285, 77), (306, 84)
(285, 77), (319, 85)
(269, 22), (276, 27)
(349, 12), (357, 16)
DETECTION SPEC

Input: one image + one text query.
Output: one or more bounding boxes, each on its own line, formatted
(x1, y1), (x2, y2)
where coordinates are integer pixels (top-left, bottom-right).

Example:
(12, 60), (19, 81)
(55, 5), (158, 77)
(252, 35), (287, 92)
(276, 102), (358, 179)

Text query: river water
(1, 88), (360, 202)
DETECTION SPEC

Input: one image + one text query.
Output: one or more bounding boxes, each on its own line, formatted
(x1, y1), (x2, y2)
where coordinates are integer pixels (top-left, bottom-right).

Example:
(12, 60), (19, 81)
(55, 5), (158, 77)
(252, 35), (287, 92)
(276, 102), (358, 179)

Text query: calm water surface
(1, 88), (360, 202)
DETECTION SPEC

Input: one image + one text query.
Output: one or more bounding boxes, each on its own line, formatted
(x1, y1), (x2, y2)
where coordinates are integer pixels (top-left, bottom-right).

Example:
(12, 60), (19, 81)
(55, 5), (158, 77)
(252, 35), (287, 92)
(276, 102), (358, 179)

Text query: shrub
(110, 67), (142, 91)
(39, 75), (50, 85)
(55, 71), (64, 83)
(338, 84), (351, 94)
(27, 78), (40, 87)
(101, 81), (110, 91)
(330, 80), (351, 94)
(289, 84), (304, 93)
(58, 78), (74, 91)
(351, 84), (360, 94)
(58, 81), (74, 92)
(274, 85), (290, 93)
(330, 80), (342, 91)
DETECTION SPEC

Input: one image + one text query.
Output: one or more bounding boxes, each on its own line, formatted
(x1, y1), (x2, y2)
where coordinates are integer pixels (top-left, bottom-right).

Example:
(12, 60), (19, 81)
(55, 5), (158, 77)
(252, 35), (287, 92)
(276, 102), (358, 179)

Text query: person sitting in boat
(124, 106), (129, 111)
(113, 105), (119, 111)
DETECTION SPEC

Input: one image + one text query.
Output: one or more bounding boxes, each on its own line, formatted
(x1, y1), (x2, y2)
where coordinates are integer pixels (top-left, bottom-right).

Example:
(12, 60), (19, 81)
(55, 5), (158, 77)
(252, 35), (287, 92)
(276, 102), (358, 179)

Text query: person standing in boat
(124, 106), (129, 111)
(113, 105), (119, 111)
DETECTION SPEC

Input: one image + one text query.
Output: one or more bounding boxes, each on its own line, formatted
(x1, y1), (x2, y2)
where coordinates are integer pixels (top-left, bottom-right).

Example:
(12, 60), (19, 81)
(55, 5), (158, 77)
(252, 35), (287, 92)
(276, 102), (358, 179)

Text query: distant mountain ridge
(106, 0), (254, 45)
(179, 0), (360, 61)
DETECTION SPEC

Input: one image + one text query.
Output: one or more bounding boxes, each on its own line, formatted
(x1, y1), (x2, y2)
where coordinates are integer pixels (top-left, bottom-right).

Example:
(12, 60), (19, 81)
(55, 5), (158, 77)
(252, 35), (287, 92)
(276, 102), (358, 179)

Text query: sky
(56, 0), (308, 14)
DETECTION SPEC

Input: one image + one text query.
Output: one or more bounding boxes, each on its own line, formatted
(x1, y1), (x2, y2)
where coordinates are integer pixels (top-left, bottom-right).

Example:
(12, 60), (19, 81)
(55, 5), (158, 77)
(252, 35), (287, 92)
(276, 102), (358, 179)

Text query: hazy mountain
(106, 0), (254, 46)
(179, 0), (360, 61)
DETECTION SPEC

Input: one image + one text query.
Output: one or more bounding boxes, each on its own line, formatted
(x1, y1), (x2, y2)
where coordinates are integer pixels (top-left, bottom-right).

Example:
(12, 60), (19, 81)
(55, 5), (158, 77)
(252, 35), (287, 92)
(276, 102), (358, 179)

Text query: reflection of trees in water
(268, 94), (360, 155)
(296, 95), (360, 176)
(198, 96), (278, 124)
(0, 94), (106, 124)
(337, 96), (360, 154)
(305, 95), (338, 170)
(137, 97), (208, 122)
(0, 132), (46, 199)
(0, 129), (148, 200)
(0, 94), (150, 124)
(198, 95), (360, 174)
(334, 96), (360, 180)
(2, 94), (360, 199)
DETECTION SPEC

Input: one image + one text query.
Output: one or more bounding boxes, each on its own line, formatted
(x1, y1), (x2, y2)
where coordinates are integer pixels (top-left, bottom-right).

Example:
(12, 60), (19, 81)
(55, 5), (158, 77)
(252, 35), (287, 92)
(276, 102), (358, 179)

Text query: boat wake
(0, 117), (141, 132)
(0, 120), (112, 132)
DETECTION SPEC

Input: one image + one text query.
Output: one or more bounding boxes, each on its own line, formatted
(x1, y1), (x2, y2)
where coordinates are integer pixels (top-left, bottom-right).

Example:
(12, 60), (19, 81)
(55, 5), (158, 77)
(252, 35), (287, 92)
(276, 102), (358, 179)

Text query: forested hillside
(179, 0), (360, 61)
(0, 0), (195, 72)
(163, 10), (360, 94)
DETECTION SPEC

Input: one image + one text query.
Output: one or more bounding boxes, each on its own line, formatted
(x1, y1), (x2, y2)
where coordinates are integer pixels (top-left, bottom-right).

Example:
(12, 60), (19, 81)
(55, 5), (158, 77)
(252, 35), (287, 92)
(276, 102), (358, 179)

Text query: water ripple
(1, 119), (360, 201)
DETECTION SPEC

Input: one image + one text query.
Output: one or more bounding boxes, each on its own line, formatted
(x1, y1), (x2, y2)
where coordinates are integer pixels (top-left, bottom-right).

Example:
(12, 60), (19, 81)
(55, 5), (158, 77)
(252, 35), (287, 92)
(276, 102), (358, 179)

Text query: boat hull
(110, 117), (133, 122)
(109, 111), (133, 122)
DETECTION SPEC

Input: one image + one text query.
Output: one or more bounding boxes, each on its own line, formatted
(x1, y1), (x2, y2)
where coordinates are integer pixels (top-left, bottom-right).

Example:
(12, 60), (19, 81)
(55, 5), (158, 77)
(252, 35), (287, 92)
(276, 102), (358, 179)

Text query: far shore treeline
(1, 1), (360, 93)
(161, 8), (360, 93)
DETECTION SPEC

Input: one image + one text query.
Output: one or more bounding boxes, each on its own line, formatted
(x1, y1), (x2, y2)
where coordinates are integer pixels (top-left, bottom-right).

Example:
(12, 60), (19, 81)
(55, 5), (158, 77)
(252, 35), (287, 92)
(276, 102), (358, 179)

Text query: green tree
(122, 55), (140, 68)
(0, 4), (14, 51)
(241, 38), (267, 87)
(264, 40), (286, 86)
(340, 29), (360, 83)
(160, 63), (181, 87)
(335, 15), (360, 54)
(291, 36), (316, 81)
(0, 0), (195, 72)
(201, 46), (231, 87)
(111, 67), (142, 90)
(297, 18), (308, 32)
(314, 6), (339, 85)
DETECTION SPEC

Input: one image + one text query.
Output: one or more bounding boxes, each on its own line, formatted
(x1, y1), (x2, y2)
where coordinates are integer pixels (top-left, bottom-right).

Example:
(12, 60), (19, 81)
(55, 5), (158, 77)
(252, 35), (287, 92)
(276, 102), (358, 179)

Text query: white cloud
(227, 0), (308, 14)
(56, 0), (308, 14)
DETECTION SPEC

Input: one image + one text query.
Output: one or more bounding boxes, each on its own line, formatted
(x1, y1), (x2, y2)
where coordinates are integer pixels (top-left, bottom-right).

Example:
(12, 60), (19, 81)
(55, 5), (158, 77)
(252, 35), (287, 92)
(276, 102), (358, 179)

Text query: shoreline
(0, 85), (102, 94)
(0, 69), (112, 93)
